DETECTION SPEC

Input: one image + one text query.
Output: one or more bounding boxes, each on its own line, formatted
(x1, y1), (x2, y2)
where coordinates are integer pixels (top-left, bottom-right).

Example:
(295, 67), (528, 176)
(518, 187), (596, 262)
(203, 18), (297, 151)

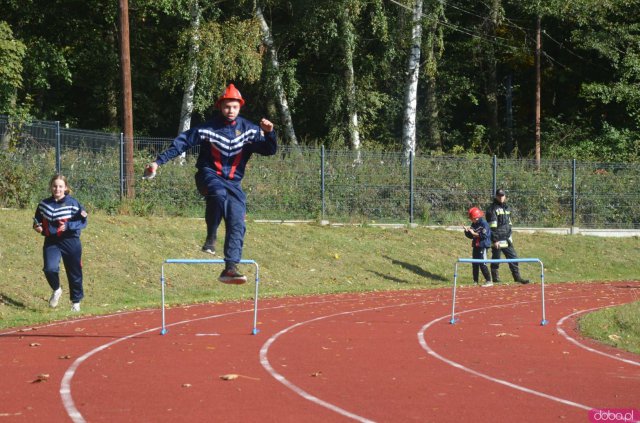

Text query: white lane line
(417, 299), (594, 411)
(60, 308), (256, 423)
(58, 294), (414, 423)
(556, 306), (640, 367)
(259, 300), (441, 423)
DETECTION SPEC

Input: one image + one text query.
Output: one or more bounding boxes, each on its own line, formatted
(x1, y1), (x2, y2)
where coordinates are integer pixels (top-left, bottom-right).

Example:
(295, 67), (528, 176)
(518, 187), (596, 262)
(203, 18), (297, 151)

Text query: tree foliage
(0, 21), (26, 114)
(0, 0), (639, 161)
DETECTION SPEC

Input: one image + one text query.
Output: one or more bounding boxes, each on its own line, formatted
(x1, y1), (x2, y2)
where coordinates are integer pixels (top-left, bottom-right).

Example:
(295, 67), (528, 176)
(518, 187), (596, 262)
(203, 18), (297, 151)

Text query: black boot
(219, 263), (247, 285)
(513, 272), (530, 284)
(201, 237), (215, 255)
(491, 269), (501, 283)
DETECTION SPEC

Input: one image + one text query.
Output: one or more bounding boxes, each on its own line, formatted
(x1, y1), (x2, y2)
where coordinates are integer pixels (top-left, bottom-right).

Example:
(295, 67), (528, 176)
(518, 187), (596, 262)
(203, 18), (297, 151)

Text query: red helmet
(468, 207), (484, 220)
(215, 83), (245, 108)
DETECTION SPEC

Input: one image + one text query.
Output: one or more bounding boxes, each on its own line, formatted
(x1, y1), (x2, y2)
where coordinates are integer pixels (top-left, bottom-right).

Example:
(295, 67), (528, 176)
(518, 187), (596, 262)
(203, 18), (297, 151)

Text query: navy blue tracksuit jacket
(155, 115), (277, 264)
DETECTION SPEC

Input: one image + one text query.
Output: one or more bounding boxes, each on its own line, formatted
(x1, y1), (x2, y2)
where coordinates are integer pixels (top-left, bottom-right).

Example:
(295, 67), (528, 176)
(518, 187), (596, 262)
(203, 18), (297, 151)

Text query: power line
(385, 0), (530, 54)
(383, 0), (601, 73)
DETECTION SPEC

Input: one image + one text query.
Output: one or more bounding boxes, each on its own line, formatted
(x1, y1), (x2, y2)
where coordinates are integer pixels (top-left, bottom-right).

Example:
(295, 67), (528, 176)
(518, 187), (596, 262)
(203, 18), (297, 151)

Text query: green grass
(1, 208), (639, 356)
(578, 302), (640, 354)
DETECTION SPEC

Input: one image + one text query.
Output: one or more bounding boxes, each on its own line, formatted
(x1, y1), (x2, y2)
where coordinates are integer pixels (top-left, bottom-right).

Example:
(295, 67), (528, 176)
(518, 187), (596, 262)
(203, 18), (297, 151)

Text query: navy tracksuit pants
(43, 237), (84, 303)
(196, 168), (246, 265)
(472, 247), (491, 282)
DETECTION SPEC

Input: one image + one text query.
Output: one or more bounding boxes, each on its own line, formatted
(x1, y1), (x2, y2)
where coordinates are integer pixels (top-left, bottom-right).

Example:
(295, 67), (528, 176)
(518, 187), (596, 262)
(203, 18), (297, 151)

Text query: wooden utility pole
(534, 15), (541, 169)
(119, 0), (135, 198)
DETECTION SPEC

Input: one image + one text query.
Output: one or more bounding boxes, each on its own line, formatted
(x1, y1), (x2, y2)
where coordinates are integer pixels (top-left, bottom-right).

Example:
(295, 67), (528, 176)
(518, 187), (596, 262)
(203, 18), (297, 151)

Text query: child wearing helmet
(463, 207), (493, 287)
(145, 84), (277, 284)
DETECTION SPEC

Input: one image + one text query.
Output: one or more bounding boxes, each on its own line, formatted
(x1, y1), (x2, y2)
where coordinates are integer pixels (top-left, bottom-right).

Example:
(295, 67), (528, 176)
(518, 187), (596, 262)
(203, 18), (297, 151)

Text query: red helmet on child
(215, 83), (245, 108)
(468, 207), (484, 219)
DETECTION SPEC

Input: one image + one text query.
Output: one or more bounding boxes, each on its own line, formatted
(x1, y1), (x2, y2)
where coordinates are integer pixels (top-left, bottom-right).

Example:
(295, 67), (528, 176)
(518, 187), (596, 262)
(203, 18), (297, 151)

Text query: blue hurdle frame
(160, 259), (261, 336)
(450, 258), (547, 326)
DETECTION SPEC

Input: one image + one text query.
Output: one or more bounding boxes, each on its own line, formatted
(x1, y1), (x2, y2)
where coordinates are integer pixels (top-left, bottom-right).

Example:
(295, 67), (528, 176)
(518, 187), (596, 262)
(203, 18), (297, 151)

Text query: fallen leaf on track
(495, 332), (519, 337)
(58, 355), (72, 360)
(31, 374), (49, 383)
(29, 343), (41, 347)
(219, 374), (260, 381)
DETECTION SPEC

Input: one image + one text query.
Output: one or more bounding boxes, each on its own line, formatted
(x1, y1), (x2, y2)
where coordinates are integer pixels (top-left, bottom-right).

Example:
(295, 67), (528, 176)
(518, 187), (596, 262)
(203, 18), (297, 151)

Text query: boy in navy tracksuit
(145, 84), (277, 284)
(463, 207), (493, 287)
(33, 175), (88, 311)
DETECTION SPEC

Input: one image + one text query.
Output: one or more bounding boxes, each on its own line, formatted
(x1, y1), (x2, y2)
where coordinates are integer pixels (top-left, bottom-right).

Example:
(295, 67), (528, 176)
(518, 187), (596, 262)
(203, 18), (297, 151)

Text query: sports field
(2, 281), (638, 422)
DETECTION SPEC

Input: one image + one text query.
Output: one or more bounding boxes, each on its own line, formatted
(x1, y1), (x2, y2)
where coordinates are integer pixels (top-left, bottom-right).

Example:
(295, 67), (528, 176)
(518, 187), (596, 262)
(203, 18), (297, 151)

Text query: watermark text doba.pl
(589, 409), (639, 423)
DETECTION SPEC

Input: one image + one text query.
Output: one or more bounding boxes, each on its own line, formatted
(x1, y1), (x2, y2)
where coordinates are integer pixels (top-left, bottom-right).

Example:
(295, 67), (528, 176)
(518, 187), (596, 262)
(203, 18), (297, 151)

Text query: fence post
(492, 154), (497, 195)
(120, 133), (125, 200)
(571, 158), (577, 231)
(55, 121), (61, 173)
(409, 150), (414, 224)
(321, 145), (326, 222)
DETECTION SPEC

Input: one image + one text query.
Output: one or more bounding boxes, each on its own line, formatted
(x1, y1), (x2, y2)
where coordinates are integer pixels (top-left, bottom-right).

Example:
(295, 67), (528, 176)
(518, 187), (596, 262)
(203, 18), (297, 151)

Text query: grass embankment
(578, 302), (640, 354)
(1, 209), (639, 354)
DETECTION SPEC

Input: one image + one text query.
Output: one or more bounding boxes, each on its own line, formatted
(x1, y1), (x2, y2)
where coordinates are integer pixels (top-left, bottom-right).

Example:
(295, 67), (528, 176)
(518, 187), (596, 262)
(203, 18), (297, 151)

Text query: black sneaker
(218, 264), (247, 285)
(201, 238), (215, 255)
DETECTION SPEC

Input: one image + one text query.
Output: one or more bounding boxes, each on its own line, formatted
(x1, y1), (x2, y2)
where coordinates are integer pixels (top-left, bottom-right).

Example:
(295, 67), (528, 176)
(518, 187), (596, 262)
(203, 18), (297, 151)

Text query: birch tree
(163, 15), (263, 117)
(177, 0), (200, 134)
(339, 1), (361, 155)
(254, 2), (298, 145)
(402, 0), (423, 163)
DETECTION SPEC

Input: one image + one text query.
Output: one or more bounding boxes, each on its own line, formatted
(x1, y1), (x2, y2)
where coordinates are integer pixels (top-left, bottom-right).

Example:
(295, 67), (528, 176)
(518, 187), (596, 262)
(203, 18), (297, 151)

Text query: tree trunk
(255, 3), (298, 146)
(535, 14), (542, 168)
(402, 0), (423, 164)
(178, 0), (200, 135)
(346, 48), (361, 156)
(0, 94), (16, 150)
(340, 4), (361, 160)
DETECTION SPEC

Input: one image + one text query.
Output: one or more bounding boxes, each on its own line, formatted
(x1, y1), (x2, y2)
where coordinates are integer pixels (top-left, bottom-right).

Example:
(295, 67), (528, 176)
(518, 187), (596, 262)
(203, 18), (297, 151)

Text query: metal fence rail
(1, 116), (639, 228)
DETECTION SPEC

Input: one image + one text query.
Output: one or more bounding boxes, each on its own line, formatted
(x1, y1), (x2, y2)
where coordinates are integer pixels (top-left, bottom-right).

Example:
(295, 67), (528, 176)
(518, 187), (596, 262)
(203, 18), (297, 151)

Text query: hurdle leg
(160, 265), (168, 335)
(540, 261), (548, 326)
(450, 263), (459, 324)
(252, 262), (260, 335)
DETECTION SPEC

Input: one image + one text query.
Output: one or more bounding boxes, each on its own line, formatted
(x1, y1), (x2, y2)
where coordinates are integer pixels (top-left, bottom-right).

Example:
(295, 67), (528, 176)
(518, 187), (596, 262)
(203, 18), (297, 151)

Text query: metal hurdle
(160, 259), (261, 336)
(450, 258), (547, 326)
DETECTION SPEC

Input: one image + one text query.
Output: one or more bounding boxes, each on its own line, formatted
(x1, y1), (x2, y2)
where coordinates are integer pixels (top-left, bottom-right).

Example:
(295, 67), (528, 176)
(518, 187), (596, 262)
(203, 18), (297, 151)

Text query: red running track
(1, 281), (639, 422)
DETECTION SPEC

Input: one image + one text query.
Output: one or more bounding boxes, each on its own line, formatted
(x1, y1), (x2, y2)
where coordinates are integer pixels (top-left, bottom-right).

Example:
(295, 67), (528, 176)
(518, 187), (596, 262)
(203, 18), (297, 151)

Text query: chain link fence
(1, 116), (639, 228)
